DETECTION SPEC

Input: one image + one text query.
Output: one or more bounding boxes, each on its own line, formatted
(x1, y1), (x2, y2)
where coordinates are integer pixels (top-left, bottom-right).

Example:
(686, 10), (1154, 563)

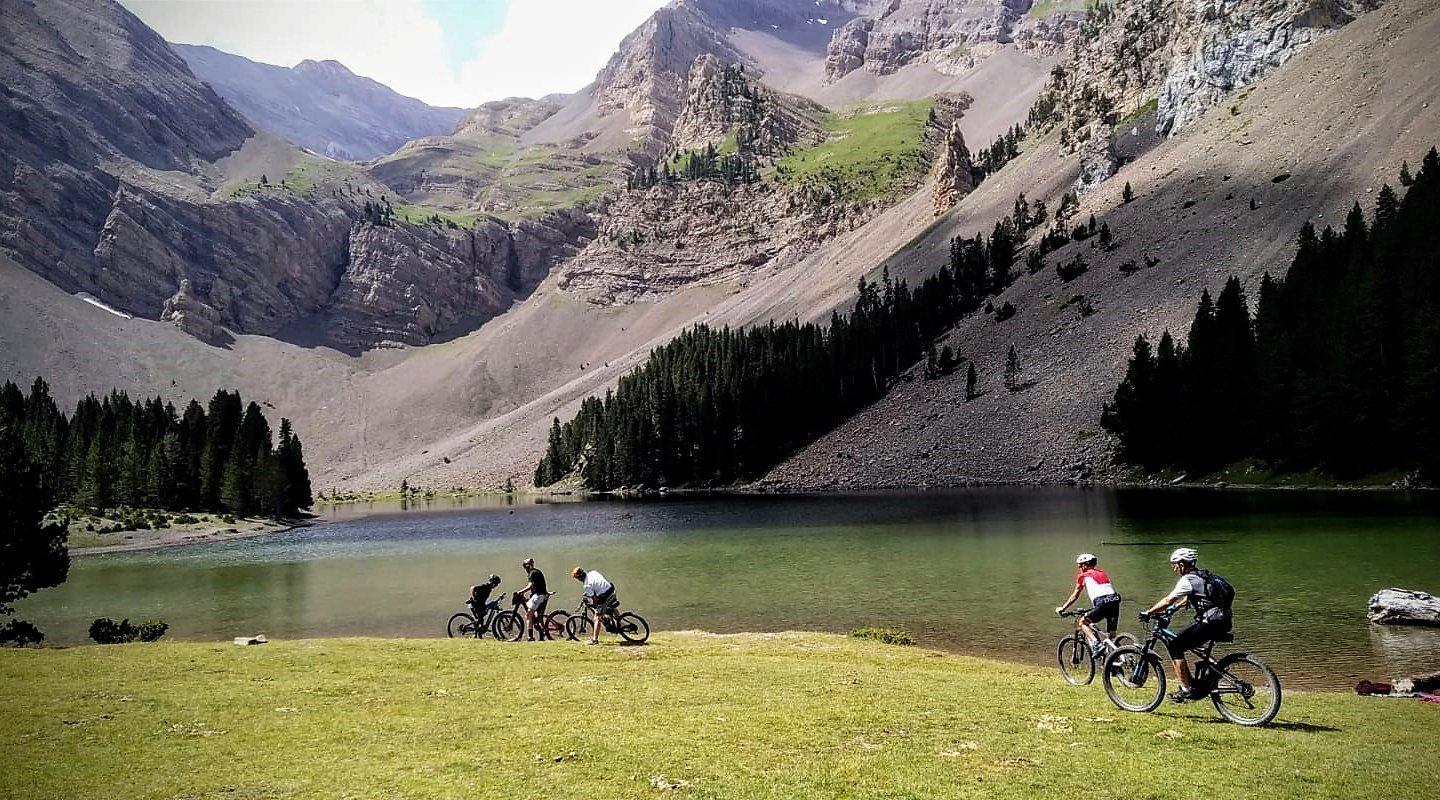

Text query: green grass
(775, 99), (933, 202)
(392, 203), (483, 228)
(1119, 97), (1160, 126)
(2, 633), (1436, 799)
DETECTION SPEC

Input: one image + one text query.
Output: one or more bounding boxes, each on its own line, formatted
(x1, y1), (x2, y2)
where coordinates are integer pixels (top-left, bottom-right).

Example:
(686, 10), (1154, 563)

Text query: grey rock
(1368, 588), (1440, 627)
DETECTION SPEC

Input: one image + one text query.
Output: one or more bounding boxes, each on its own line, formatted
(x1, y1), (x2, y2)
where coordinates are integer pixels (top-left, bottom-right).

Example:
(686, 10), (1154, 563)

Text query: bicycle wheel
(1102, 646), (1166, 712)
(1210, 653), (1282, 726)
(447, 612), (477, 639)
(566, 613), (592, 641)
(1056, 635), (1094, 686)
(545, 610), (572, 640)
(1112, 632), (1138, 648)
(616, 612), (649, 644)
(492, 610), (526, 642)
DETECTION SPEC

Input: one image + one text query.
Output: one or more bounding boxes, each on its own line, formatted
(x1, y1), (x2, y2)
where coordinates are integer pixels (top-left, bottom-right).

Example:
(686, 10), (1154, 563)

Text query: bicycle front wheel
(447, 613), (477, 639)
(492, 610), (526, 642)
(1102, 646), (1166, 712)
(566, 613), (592, 641)
(1057, 635), (1094, 686)
(616, 612), (650, 644)
(1210, 653), (1282, 726)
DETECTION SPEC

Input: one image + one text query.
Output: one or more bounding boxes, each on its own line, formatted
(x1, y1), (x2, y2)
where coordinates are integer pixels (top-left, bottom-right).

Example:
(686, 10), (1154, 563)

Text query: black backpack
(1196, 568), (1235, 611)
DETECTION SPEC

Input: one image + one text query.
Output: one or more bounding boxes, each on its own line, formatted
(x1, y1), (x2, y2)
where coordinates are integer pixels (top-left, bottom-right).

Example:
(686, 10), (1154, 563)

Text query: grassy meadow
(776, 100), (934, 202)
(2, 632), (1436, 799)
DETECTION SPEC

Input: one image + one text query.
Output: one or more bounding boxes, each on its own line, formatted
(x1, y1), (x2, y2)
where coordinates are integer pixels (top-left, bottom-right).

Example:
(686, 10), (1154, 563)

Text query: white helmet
(1075, 553), (1097, 565)
(1169, 547), (1198, 564)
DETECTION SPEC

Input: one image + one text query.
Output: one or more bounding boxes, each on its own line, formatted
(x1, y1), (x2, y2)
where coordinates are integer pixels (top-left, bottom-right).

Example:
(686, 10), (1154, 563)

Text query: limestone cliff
(822, 0), (1077, 83)
(670, 55), (827, 154)
(0, 0), (594, 351)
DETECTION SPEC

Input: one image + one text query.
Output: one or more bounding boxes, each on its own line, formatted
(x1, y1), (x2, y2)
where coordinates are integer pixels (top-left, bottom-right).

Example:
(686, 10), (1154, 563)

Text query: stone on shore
(1367, 588), (1440, 627)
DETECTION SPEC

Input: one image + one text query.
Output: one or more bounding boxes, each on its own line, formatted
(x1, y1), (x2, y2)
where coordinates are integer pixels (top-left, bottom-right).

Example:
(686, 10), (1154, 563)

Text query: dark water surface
(18, 488), (1440, 689)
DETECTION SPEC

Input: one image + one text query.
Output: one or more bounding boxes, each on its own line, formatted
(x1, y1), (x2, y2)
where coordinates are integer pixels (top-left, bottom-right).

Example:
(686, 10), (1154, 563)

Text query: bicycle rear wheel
(1057, 635), (1094, 686)
(1112, 632), (1138, 648)
(1210, 653), (1282, 726)
(616, 612), (649, 644)
(447, 613), (477, 639)
(544, 610), (572, 640)
(1102, 646), (1166, 712)
(492, 610), (526, 642)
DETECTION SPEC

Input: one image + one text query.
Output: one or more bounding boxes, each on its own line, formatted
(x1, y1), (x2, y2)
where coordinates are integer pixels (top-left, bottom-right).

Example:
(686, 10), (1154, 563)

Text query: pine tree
(1122, 182), (1134, 203)
(0, 423), (69, 645)
(965, 363), (977, 401)
(1004, 345), (1021, 391)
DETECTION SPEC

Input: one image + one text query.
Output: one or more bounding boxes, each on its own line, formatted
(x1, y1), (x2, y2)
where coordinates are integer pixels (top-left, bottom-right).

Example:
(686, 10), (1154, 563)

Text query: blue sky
(122, 0), (669, 108)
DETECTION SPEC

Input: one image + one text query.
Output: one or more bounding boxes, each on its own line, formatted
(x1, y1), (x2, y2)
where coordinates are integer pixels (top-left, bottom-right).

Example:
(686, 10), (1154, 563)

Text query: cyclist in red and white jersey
(1056, 553), (1123, 655)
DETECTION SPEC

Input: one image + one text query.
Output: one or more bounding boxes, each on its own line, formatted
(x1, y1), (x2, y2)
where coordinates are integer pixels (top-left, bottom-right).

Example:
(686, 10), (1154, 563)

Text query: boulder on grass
(1367, 588), (1440, 626)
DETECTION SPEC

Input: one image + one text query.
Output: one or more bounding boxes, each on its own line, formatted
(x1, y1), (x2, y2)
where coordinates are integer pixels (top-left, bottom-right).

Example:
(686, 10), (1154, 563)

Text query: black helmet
(487, 574), (500, 585)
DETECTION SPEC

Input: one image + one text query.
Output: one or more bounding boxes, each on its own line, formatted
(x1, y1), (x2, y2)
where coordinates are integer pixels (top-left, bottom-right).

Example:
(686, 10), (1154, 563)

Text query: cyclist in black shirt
(516, 557), (550, 640)
(467, 574), (501, 617)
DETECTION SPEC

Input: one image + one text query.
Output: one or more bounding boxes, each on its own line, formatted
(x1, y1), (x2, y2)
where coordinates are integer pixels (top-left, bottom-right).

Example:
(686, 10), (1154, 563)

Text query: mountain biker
(1139, 547), (1233, 703)
(516, 557), (549, 640)
(1055, 553), (1122, 655)
(571, 566), (616, 645)
(467, 574), (501, 617)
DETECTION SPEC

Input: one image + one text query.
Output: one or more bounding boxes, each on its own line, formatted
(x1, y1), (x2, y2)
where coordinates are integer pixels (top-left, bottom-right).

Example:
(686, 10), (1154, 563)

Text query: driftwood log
(1367, 588), (1440, 626)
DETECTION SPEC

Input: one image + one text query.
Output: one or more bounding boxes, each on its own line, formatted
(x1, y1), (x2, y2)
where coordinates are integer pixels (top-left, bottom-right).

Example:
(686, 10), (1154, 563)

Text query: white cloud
(123, 0), (668, 108)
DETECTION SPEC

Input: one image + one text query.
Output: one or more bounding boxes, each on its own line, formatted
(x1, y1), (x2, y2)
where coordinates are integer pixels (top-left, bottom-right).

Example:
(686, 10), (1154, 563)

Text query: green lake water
(16, 488), (1440, 689)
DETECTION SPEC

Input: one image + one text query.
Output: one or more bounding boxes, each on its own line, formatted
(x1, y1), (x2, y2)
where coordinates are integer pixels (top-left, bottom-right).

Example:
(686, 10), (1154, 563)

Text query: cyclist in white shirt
(571, 566), (617, 645)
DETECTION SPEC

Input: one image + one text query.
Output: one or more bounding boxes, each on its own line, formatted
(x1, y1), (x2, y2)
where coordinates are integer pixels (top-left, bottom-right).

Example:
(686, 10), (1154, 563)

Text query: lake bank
(2, 633), (1436, 799)
(69, 515), (311, 555)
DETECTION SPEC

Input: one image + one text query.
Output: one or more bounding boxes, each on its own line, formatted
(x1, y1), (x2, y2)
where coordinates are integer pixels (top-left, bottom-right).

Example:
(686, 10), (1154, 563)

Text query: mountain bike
(1055, 608), (1137, 686)
(494, 593), (571, 642)
(1101, 609), (1282, 726)
(565, 597), (650, 644)
(447, 593), (506, 638)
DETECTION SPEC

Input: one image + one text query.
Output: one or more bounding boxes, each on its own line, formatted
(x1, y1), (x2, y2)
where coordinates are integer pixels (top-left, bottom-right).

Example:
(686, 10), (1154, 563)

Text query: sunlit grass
(2, 633), (1435, 799)
(775, 99), (933, 202)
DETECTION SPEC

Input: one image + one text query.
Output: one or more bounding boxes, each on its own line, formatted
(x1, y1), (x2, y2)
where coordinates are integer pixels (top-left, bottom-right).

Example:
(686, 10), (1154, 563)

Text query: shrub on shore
(848, 627), (915, 646)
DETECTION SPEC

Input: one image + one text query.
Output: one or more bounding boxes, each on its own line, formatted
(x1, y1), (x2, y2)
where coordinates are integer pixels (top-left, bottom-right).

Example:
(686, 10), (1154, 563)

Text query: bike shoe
(1168, 688), (1194, 703)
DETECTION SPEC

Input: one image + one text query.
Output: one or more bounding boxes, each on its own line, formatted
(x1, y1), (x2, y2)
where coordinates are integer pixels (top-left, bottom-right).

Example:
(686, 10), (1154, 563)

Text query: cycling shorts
(526, 592), (550, 613)
(1083, 595), (1121, 632)
(1165, 614), (1231, 660)
(590, 587), (617, 612)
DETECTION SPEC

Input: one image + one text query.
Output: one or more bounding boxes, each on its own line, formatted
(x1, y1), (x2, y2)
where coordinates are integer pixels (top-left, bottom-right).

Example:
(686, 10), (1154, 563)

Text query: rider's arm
(1144, 593), (1184, 615)
(1057, 586), (1082, 614)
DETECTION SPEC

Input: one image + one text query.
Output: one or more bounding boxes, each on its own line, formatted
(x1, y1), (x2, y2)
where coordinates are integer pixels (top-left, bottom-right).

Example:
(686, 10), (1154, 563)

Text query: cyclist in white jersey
(571, 566), (617, 645)
(1056, 553), (1123, 655)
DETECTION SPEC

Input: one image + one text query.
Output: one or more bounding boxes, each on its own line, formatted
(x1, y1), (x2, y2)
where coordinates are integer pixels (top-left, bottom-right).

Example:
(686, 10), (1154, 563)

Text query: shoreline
(71, 516), (313, 555)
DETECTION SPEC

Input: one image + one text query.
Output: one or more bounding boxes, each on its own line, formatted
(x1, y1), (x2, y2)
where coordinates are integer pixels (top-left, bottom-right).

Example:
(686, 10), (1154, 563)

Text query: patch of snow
(818, 18), (828, 25)
(74, 292), (133, 320)
(771, 24), (779, 29)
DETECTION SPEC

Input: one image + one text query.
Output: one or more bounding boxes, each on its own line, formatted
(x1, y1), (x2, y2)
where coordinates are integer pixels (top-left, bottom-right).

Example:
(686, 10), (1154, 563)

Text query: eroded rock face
(453, 98), (563, 139)
(327, 211), (595, 348)
(931, 120), (979, 216)
(1072, 122), (1119, 195)
(562, 91), (968, 303)
(1032, 0), (1373, 143)
(1155, 0), (1363, 135)
(671, 55), (827, 154)
(822, 0), (1061, 83)
(160, 279), (226, 342)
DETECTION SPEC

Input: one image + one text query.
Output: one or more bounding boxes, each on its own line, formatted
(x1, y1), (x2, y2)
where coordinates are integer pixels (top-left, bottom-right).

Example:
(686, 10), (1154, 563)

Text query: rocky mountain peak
(670, 55), (826, 154)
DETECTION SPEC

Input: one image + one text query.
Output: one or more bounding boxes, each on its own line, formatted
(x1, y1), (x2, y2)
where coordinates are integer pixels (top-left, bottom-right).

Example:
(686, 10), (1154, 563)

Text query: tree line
(1102, 149), (1440, 480)
(0, 379), (313, 516)
(535, 218), (1025, 490)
